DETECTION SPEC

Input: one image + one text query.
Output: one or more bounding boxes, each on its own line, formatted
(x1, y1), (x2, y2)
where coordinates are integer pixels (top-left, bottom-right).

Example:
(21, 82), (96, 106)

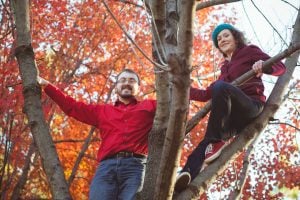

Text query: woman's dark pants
(183, 80), (264, 180)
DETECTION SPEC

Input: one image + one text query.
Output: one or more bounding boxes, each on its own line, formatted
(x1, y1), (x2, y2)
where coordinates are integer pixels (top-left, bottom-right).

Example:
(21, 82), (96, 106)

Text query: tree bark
(139, 1), (170, 199)
(11, 0), (71, 199)
(154, 0), (196, 199)
(196, 0), (240, 11)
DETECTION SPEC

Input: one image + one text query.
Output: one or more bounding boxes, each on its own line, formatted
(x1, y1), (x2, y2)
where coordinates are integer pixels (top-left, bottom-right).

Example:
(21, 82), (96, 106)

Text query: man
(38, 69), (156, 200)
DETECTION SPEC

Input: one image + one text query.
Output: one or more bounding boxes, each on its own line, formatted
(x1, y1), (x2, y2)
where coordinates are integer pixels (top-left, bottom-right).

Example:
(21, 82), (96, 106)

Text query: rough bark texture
(12, 0), (71, 199)
(154, 0), (196, 199)
(138, 1), (170, 199)
(196, 0), (240, 10)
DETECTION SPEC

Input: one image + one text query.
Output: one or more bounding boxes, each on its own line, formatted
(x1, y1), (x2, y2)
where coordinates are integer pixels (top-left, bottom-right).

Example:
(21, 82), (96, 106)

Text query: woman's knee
(212, 80), (230, 95)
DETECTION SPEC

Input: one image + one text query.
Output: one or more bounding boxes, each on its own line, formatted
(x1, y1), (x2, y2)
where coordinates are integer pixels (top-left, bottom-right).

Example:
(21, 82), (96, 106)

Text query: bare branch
(54, 138), (100, 144)
(250, 0), (289, 47)
(11, 142), (36, 200)
(196, 0), (240, 10)
(280, 0), (299, 11)
(118, 0), (143, 8)
(101, 0), (169, 71)
(68, 128), (96, 186)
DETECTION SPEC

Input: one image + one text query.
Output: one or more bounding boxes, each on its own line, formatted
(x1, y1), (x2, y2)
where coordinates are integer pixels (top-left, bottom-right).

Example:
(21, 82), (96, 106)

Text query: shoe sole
(204, 142), (229, 163)
(175, 174), (191, 192)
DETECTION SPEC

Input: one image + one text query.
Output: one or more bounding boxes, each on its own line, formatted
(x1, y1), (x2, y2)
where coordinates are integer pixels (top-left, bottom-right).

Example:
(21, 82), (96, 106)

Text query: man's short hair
(117, 69), (140, 85)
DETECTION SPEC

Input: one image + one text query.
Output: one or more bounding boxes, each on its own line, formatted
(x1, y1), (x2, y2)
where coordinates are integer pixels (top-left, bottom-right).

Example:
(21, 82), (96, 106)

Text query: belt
(105, 151), (146, 160)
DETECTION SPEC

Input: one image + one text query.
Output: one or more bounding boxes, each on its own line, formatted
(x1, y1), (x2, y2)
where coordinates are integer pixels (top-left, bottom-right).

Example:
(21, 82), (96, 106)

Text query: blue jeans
(183, 81), (264, 180)
(89, 157), (146, 200)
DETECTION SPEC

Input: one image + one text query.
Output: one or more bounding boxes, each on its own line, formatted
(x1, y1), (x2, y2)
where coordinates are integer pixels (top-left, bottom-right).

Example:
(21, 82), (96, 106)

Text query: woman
(175, 23), (286, 192)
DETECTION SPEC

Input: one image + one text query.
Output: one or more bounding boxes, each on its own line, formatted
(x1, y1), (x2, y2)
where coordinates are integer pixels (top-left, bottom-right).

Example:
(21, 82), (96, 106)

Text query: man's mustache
(121, 85), (133, 90)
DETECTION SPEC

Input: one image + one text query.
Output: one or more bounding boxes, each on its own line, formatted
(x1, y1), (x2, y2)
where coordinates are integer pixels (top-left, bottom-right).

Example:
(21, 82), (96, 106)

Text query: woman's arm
(248, 45), (286, 76)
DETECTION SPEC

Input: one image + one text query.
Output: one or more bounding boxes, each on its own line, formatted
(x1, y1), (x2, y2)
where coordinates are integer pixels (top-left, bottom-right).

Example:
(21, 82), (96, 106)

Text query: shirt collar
(231, 44), (246, 59)
(223, 44), (246, 64)
(114, 98), (138, 106)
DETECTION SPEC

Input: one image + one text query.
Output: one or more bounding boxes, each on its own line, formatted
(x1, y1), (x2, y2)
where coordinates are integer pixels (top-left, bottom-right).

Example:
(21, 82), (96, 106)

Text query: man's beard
(118, 85), (134, 99)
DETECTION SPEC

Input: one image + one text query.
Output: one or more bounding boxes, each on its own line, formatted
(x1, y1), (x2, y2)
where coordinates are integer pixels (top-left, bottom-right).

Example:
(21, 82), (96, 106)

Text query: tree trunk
(11, 0), (71, 199)
(154, 0), (196, 199)
(139, 1), (170, 199)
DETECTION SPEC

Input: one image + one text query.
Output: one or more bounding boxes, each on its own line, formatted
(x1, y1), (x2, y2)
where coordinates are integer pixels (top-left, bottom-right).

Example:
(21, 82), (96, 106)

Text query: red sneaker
(204, 140), (229, 163)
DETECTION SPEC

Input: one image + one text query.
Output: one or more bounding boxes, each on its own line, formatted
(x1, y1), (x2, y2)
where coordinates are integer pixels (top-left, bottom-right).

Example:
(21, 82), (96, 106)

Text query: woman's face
(217, 29), (237, 57)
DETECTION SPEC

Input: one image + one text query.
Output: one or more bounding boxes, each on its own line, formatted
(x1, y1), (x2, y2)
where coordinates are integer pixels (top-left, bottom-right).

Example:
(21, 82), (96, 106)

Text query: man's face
(116, 71), (139, 99)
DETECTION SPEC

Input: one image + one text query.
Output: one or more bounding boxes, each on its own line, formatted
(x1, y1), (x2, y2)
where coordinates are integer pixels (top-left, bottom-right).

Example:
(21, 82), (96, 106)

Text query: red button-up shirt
(44, 84), (156, 161)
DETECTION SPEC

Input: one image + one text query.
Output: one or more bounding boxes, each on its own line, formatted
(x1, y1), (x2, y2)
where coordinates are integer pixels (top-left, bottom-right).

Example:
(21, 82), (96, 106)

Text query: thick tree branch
(196, 0), (240, 10)
(230, 81), (300, 199)
(154, 0), (196, 199)
(139, 0), (170, 199)
(12, 0), (71, 199)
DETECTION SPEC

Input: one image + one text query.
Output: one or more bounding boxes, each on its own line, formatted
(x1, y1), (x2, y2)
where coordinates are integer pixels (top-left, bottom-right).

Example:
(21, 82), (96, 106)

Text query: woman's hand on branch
(252, 60), (264, 78)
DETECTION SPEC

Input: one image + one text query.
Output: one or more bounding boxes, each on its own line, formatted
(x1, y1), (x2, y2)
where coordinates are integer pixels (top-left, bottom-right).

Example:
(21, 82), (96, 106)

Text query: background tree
(0, 0), (299, 199)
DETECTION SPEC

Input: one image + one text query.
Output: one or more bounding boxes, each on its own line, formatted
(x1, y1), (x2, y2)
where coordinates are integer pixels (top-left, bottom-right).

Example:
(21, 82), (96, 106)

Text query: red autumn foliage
(0, 1), (299, 199)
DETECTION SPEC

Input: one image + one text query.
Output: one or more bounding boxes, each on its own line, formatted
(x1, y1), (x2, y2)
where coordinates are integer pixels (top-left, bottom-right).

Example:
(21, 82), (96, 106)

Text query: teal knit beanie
(212, 23), (236, 48)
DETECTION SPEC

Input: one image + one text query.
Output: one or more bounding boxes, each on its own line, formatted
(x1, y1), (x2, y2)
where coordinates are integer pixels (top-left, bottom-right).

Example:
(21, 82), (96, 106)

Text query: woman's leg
(181, 138), (210, 180)
(180, 81), (264, 181)
(205, 80), (264, 141)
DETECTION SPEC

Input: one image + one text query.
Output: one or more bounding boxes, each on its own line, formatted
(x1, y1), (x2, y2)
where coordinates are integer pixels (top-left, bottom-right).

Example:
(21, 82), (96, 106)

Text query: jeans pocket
(133, 157), (147, 165)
